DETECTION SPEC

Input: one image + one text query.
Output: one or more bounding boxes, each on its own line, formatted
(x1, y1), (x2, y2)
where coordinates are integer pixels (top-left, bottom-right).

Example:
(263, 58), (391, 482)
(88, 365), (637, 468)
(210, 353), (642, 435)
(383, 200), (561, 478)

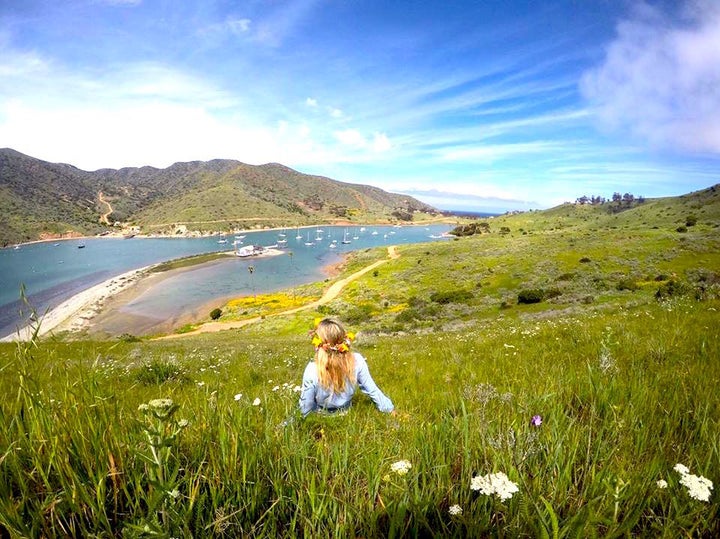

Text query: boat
(234, 235), (246, 240)
(217, 238), (228, 244)
(295, 226), (302, 240)
(278, 238), (287, 245)
(304, 231), (314, 246)
(123, 233), (135, 239)
(235, 245), (266, 257)
(77, 243), (86, 249)
(341, 229), (352, 244)
(371, 230), (378, 235)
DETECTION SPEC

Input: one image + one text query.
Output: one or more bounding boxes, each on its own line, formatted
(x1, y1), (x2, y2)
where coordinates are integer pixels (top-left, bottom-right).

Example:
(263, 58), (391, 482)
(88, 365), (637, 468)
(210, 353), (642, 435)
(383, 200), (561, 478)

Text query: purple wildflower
(530, 415), (542, 426)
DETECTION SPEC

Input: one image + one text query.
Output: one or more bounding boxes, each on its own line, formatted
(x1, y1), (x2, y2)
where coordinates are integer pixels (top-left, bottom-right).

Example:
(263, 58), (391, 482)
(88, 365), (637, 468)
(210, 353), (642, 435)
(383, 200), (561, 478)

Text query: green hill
(0, 149), (438, 246)
(0, 181), (719, 536)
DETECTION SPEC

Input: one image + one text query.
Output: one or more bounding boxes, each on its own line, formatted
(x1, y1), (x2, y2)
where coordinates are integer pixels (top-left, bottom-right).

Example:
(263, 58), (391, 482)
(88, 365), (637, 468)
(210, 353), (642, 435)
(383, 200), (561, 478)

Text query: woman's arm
(298, 362), (318, 416)
(355, 354), (394, 413)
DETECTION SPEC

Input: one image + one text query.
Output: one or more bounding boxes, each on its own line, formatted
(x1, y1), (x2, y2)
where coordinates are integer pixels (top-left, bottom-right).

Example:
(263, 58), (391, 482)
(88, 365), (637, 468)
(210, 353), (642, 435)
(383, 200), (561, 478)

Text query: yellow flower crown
(310, 317), (355, 352)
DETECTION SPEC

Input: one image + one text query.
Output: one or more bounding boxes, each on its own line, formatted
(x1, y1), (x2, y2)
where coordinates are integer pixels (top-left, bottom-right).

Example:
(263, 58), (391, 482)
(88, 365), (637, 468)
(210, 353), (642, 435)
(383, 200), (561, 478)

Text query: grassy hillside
(0, 149), (437, 245)
(1, 186), (718, 536)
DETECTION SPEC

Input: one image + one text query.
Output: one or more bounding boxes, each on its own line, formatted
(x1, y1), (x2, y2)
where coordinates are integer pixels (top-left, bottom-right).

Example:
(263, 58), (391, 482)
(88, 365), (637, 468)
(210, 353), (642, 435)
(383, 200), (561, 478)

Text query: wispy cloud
(581, 0), (720, 154)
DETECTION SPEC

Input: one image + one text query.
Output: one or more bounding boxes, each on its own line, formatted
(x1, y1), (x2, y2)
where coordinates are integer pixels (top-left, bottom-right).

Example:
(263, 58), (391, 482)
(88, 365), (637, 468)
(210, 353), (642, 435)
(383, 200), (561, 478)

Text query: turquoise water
(0, 224), (452, 337)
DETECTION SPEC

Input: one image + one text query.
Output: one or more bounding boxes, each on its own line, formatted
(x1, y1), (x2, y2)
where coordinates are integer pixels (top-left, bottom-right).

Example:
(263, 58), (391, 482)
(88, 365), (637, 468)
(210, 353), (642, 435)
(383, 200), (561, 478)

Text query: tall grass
(1, 295), (718, 536)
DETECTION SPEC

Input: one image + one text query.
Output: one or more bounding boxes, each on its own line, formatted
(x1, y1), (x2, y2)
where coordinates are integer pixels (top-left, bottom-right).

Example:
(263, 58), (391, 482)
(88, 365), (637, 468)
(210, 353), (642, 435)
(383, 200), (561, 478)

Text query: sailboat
(304, 231), (314, 246)
(295, 226), (303, 240)
(341, 228), (352, 244)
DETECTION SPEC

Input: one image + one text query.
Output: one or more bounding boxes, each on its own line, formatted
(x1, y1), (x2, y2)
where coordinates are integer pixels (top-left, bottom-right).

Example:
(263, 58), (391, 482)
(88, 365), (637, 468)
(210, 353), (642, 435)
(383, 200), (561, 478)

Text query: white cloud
(581, 1), (720, 154)
(329, 107), (343, 118)
(305, 97), (317, 107)
(226, 18), (252, 34)
(372, 132), (392, 152)
(334, 128), (366, 148)
(439, 141), (564, 162)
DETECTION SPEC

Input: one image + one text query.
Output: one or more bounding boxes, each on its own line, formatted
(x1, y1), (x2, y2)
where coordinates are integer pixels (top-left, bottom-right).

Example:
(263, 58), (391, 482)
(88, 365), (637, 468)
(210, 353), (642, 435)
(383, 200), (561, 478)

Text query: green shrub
(616, 278), (639, 291)
(580, 257), (592, 263)
(209, 307), (222, 320)
(557, 272), (575, 281)
(685, 215), (697, 226)
(655, 279), (691, 300)
(118, 333), (140, 342)
(676, 226), (688, 233)
(517, 289), (544, 304)
(430, 289), (474, 304)
(134, 359), (189, 385)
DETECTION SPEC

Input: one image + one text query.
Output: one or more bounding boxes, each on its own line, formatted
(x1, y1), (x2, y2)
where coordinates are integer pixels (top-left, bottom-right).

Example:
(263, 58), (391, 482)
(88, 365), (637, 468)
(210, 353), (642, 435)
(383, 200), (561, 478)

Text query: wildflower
(234, 393), (242, 401)
(148, 398), (174, 411)
(470, 472), (519, 501)
(177, 419), (189, 428)
(197, 381), (205, 387)
(679, 473), (713, 502)
(390, 460), (412, 476)
(673, 463), (690, 475)
(167, 489), (180, 500)
(448, 504), (463, 516)
(252, 397), (261, 406)
(137, 403), (150, 412)
(530, 415), (542, 426)
(272, 386), (280, 392)
(656, 479), (668, 489)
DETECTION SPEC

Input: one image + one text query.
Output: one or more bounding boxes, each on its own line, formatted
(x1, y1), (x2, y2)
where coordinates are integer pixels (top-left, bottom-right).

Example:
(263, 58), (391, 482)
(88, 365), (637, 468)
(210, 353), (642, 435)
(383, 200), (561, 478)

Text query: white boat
(235, 245), (265, 257)
(341, 229), (352, 244)
(234, 235), (246, 240)
(371, 230), (378, 235)
(217, 238), (228, 244)
(304, 231), (314, 246)
(295, 226), (302, 240)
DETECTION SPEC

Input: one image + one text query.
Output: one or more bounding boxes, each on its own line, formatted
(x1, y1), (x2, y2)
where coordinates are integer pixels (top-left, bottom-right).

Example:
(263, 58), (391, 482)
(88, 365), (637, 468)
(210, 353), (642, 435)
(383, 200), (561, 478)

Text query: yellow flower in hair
(311, 334), (323, 347)
(347, 331), (356, 342)
(314, 317), (323, 328)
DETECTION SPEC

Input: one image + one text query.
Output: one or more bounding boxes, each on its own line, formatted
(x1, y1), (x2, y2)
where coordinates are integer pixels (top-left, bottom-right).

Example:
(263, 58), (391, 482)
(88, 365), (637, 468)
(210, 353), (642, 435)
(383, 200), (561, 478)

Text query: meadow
(1, 189), (719, 537)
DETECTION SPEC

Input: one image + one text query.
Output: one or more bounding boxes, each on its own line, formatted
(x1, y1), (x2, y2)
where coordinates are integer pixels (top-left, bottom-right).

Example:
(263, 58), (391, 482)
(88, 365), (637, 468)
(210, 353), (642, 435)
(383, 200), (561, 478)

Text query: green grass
(1, 187), (719, 536)
(1, 297), (718, 536)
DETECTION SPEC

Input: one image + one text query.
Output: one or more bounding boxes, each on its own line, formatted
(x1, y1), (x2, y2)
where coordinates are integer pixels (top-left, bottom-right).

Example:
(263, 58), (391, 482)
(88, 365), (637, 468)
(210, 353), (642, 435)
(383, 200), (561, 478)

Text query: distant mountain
(0, 149), (438, 246)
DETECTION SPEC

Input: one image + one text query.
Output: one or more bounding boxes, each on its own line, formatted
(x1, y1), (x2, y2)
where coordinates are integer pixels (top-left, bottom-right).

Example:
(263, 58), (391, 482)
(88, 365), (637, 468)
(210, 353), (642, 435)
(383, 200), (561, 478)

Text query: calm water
(0, 224), (452, 337)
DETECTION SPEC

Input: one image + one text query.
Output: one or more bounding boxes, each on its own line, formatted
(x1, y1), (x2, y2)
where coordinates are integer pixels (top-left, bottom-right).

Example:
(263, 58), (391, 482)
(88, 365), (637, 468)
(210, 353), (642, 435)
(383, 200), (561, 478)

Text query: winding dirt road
(154, 245), (400, 340)
(98, 192), (113, 225)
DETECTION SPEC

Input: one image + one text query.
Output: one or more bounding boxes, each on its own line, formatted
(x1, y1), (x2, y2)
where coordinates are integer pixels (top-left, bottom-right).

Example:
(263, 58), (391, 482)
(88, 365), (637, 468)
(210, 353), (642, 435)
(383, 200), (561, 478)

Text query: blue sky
(1, 0), (719, 212)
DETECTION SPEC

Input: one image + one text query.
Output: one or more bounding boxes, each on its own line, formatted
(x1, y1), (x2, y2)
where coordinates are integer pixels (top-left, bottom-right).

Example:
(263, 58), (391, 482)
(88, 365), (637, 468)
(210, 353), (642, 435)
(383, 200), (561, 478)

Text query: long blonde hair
(314, 319), (356, 393)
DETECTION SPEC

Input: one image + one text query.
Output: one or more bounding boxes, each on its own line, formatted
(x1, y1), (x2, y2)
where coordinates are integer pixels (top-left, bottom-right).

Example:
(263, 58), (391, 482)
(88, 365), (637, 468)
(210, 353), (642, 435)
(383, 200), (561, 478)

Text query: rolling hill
(0, 148), (438, 246)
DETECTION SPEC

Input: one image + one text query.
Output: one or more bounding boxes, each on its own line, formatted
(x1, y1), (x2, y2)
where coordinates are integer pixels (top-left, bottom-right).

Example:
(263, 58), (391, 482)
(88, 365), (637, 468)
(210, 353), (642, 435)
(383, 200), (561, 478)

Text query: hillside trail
(98, 192), (113, 225)
(154, 245), (400, 340)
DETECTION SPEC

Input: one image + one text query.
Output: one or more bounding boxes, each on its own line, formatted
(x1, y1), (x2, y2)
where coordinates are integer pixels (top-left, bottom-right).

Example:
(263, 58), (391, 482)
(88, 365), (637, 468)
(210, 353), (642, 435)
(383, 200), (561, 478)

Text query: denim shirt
(299, 352), (394, 416)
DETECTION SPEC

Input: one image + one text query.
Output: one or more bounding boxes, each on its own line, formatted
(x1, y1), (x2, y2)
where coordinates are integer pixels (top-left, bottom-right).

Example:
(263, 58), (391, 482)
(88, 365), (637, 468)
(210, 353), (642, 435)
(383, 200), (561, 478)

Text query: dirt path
(154, 245), (400, 340)
(98, 192), (113, 225)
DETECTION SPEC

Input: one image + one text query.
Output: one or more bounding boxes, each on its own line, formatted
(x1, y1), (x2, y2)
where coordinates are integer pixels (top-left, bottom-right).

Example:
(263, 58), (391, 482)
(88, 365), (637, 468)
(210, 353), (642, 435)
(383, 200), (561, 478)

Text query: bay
(0, 224), (452, 338)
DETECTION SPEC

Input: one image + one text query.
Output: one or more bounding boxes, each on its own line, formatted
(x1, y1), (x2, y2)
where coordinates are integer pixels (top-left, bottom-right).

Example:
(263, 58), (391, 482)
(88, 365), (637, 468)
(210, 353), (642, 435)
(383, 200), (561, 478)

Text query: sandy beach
(0, 248), (286, 341)
(0, 265), (155, 342)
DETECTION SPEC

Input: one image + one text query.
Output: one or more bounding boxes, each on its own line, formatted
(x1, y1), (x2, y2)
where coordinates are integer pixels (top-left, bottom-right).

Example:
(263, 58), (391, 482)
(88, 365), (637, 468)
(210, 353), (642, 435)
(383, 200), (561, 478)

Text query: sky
(1, 0), (719, 212)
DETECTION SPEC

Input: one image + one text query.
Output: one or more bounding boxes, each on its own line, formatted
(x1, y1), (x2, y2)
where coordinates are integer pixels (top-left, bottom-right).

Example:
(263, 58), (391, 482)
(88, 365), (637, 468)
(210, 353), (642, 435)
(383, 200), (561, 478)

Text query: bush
(676, 226), (688, 233)
(517, 289), (544, 304)
(210, 307), (222, 320)
(655, 279), (691, 300)
(134, 359), (189, 385)
(118, 333), (140, 342)
(430, 289), (474, 304)
(616, 279), (639, 291)
(685, 215), (697, 226)
(557, 272), (575, 281)
(580, 257), (592, 263)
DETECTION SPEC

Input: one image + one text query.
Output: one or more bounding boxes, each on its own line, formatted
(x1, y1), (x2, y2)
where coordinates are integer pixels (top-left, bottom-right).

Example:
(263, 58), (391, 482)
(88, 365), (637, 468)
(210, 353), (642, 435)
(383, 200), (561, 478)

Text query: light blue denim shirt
(299, 352), (394, 416)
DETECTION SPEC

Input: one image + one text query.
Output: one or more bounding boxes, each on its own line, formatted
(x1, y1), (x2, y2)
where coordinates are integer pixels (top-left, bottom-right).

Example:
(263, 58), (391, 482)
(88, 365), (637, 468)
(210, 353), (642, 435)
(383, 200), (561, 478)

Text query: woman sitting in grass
(299, 318), (395, 417)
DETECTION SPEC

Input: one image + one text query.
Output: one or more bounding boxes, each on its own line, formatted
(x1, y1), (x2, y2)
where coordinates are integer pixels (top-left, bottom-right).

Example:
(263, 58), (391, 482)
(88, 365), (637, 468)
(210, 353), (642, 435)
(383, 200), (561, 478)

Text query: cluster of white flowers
(448, 504), (463, 516)
(390, 460), (412, 476)
(252, 397), (261, 406)
(656, 479), (668, 489)
(470, 472), (519, 501)
(674, 463), (713, 502)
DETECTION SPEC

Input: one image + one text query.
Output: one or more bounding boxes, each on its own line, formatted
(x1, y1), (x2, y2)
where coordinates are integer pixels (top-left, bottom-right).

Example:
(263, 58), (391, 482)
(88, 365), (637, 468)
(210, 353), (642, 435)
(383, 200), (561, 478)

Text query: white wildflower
(272, 386), (280, 392)
(137, 403), (149, 412)
(177, 419), (189, 428)
(679, 473), (713, 502)
(148, 398), (174, 411)
(197, 381), (205, 387)
(167, 489), (180, 500)
(673, 463), (690, 475)
(234, 393), (242, 401)
(656, 479), (668, 489)
(252, 397), (261, 406)
(448, 504), (463, 516)
(470, 472), (519, 501)
(390, 460), (412, 476)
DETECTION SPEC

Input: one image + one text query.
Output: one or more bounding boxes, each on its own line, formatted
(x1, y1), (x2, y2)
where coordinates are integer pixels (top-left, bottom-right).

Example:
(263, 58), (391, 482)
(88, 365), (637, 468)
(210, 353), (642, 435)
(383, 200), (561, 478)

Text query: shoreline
(0, 247), (290, 341)
(3, 218), (458, 250)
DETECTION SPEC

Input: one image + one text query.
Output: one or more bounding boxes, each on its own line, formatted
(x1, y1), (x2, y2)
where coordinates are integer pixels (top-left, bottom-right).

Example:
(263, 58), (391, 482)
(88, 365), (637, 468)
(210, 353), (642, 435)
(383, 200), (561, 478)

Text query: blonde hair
(314, 319), (356, 393)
